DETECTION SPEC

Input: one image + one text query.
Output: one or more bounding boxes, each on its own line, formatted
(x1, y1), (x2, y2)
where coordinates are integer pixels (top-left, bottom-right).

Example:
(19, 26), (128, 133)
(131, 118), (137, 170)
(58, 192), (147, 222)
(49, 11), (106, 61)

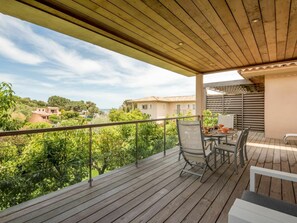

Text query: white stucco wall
(265, 75), (297, 139)
(136, 101), (195, 119)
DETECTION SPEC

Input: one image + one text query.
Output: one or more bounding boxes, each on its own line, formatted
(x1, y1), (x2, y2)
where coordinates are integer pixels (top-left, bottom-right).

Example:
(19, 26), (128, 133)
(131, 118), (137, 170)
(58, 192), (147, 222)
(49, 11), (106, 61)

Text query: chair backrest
(234, 130), (245, 153)
(242, 127), (250, 147)
(176, 120), (206, 157)
(218, 114), (234, 129)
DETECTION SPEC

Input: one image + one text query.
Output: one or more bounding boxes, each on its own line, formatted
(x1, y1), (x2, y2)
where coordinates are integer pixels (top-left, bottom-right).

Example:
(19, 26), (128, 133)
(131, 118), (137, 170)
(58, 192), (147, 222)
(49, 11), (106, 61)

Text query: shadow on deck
(1, 132), (297, 223)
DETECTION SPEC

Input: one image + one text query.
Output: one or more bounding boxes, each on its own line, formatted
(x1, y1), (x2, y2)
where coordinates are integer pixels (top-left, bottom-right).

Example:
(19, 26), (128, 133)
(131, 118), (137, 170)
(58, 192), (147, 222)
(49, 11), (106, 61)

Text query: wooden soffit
(1, 0), (297, 77)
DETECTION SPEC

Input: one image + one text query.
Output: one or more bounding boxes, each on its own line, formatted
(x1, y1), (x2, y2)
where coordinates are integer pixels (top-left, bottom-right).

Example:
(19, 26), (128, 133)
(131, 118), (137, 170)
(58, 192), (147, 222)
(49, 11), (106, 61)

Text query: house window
(142, 104), (148, 110)
(193, 104), (196, 110)
(149, 104), (152, 109)
(188, 104), (190, 109)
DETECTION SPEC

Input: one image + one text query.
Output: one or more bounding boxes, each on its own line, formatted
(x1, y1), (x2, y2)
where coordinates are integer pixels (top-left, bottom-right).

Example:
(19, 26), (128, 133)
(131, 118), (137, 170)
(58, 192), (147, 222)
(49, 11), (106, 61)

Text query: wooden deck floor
(1, 132), (297, 223)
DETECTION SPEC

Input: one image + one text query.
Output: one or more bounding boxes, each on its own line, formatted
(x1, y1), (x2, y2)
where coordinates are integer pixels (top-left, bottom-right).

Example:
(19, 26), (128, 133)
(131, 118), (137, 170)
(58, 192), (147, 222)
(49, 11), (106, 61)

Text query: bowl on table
(221, 127), (229, 134)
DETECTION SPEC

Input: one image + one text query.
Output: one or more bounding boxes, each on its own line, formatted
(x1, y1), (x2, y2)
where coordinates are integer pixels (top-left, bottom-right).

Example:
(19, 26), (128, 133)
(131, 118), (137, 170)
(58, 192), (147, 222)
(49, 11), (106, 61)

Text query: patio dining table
(203, 130), (237, 167)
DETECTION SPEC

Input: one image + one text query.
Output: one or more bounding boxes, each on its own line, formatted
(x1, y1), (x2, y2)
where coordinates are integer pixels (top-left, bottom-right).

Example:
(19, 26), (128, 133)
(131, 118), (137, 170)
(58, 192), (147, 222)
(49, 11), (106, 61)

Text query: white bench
(283, 133), (297, 144)
(228, 166), (297, 223)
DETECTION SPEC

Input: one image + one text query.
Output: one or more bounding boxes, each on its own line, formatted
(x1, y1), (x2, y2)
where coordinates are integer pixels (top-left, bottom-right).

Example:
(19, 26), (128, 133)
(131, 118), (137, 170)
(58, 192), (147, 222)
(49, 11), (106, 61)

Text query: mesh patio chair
(177, 120), (213, 182)
(218, 114), (234, 129)
(223, 127), (250, 161)
(214, 128), (248, 174)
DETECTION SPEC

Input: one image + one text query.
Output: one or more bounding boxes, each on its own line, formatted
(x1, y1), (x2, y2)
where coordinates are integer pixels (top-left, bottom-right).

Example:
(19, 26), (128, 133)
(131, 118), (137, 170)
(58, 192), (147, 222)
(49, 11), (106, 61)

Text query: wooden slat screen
(206, 92), (264, 131)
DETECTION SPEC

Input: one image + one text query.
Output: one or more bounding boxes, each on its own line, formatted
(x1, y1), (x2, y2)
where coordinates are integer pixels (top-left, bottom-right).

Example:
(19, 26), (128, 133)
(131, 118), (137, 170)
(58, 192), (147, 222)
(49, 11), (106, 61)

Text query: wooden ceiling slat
(242, 0), (270, 63)
(117, 0), (217, 72)
(275, 0), (291, 60)
(0, 0), (296, 75)
(141, 0), (226, 70)
(29, 0), (198, 75)
(159, 0), (236, 68)
(209, 0), (256, 65)
(226, 0), (262, 64)
(176, 0), (242, 67)
(70, 0), (199, 69)
(104, 0), (211, 70)
(85, 0), (206, 69)
(192, 0), (249, 65)
(286, 0), (297, 58)
(259, 0), (277, 61)
(53, 0), (205, 72)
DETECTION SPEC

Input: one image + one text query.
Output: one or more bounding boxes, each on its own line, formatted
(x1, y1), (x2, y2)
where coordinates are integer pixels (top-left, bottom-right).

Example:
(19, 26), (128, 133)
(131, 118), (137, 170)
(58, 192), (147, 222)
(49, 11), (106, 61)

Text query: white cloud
(0, 13), (103, 76)
(0, 13), (242, 108)
(0, 36), (44, 65)
(0, 73), (54, 88)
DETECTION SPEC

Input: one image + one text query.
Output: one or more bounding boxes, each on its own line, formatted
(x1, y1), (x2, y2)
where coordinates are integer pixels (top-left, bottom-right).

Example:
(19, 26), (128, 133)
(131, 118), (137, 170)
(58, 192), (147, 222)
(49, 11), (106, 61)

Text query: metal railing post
(88, 127), (93, 187)
(163, 119), (166, 156)
(135, 123), (138, 167)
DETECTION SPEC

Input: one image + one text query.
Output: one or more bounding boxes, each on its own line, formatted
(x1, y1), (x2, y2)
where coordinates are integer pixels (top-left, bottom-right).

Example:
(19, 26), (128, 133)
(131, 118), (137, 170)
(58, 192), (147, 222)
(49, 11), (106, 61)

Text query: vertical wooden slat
(275, 0), (291, 60)
(227, 0), (262, 63)
(206, 92), (264, 131)
(286, 0), (297, 58)
(260, 0), (277, 61)
(243, 0), (270, 62)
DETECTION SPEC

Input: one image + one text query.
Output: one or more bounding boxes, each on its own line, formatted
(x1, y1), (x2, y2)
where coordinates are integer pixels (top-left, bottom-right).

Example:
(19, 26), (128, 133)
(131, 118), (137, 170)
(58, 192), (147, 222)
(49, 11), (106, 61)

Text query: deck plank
(215, 132), (264, 223)
(270, 138), (282, 200)
(1, 132), (297, 223)
(280, 137), (295, 204)
(200, 132), (261, 223)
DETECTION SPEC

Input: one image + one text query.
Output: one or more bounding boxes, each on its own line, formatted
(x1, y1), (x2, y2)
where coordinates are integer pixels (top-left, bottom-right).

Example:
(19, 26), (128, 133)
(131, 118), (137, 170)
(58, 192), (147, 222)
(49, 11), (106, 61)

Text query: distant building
(29, 107), (61, 123)
(128, 96), (196, 119)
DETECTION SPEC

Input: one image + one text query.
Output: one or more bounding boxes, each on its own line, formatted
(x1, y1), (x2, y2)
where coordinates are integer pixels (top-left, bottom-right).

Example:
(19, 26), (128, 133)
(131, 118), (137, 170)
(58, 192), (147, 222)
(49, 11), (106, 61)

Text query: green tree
(0, 128), (89, 210)
(120, 99), (135, 112)
(86, 101), (99, 117)
(48, 96), (70, 109)
(109, 108), (148, 122)
(61, 110), (80, 119)
(92, 127), (133, 174)
(65, 100), (86, 112)
(49, 114), (61, 124)
(0, 82), (22, 131)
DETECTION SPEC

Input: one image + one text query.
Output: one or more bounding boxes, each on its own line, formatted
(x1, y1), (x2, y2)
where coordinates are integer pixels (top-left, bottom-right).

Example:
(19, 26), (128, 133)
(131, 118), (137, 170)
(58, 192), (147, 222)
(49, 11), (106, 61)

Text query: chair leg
(214, 148), (217, 169)
(239, 150), (244, 167)
(178, 150), (182, 161)
(180, 162), (188, 176)
(200, 166), (206, 182)
(227, 151), (230, 163)
(234, 155), (238, 174)
(244, 145), (248, 161)
(205, 156), (213, 171)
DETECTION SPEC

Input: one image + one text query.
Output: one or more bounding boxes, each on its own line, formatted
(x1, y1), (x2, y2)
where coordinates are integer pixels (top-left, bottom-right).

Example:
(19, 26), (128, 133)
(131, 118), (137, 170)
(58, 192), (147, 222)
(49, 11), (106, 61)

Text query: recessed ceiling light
(252, 19), (260, 23)
(178, 42), (184, 46)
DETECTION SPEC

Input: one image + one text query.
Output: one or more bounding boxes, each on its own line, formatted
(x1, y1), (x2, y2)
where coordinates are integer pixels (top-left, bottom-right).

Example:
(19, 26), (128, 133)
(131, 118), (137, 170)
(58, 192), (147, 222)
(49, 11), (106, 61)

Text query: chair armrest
(229, 199), (297, 223)
(250, 166), (297, 192)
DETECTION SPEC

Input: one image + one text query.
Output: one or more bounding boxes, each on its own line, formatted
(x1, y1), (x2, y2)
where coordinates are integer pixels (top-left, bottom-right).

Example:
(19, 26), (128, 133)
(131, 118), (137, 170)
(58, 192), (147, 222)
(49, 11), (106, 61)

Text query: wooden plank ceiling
(1, 0), (297, 77)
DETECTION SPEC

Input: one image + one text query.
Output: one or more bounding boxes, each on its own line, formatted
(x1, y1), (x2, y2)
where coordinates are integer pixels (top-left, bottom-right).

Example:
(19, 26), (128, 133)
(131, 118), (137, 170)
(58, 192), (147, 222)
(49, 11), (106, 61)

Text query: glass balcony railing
(0, 115), (198, 210)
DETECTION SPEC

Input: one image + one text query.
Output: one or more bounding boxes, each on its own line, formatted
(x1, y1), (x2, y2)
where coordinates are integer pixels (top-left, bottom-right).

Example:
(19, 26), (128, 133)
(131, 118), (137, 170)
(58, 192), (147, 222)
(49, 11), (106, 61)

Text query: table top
(203, 130), (236, 137)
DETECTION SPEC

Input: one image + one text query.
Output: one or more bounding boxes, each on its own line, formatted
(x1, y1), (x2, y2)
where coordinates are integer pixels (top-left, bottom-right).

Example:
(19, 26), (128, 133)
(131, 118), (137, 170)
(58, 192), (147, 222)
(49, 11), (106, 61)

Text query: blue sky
(0, 13), (242, 109)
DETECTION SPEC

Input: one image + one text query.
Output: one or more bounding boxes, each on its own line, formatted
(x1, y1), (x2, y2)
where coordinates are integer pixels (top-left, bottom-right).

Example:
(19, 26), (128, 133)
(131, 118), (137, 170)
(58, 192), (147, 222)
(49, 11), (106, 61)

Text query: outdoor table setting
(203, 125), (238, 167)
(203, 124), (236, 145)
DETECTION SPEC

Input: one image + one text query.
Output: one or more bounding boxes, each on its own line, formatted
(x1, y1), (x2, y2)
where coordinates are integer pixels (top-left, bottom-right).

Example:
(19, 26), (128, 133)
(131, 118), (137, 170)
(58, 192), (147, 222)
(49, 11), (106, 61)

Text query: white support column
(196, 74), (204, 116)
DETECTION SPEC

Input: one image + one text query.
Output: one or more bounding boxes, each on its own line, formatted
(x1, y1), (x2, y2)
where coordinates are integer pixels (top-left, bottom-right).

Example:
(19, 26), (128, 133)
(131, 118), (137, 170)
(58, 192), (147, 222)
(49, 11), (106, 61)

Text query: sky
(0, 13), (243, 109)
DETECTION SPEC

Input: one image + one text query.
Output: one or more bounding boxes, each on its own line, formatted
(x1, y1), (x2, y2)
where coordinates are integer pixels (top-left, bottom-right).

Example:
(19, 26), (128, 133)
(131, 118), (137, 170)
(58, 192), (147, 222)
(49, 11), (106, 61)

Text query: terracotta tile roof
(239, 61), (297, 72)
(128, 95), (195, 103)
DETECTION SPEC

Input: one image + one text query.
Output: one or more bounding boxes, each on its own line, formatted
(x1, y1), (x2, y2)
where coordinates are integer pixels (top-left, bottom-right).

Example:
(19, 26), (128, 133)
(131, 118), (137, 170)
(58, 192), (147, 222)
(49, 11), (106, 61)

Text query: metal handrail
(0, 115), (199, 136)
